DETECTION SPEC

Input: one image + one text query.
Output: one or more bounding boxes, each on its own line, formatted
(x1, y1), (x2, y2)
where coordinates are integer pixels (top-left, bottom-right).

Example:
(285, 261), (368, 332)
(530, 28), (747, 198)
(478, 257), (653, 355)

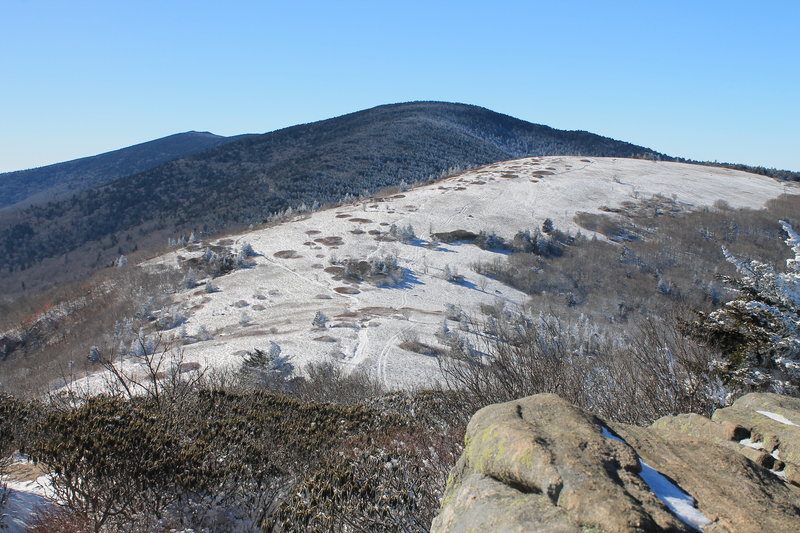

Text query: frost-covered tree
(182, 268), (197, 290)
(88, 346), (101, 363)
(441, 264), (464, 283)
(240, 242), (256, 257)
(240, 341), (293, 389)
(694, 221), (800, 394)
(313, 310), (329, 328)
(196, 325), (213, 341)
(235, 248), (252, 268)
(475, 230), (507, 251)
(389, 224), (416, 243)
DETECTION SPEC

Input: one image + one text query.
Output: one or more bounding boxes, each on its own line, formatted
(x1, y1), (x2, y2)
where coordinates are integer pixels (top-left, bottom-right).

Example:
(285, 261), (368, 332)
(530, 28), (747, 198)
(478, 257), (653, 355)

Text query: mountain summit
(1, 101), (665, 292)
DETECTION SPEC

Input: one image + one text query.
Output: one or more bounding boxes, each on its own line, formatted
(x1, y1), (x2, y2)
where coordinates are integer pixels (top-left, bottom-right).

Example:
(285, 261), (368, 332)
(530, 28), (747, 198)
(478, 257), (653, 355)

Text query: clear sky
(1, 0), (798, 173)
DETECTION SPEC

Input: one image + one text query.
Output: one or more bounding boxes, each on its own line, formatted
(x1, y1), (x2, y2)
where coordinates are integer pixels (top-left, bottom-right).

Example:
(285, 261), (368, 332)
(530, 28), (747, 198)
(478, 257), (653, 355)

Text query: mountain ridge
(0, 130), (252, 211)
(0, 101), (712, 294)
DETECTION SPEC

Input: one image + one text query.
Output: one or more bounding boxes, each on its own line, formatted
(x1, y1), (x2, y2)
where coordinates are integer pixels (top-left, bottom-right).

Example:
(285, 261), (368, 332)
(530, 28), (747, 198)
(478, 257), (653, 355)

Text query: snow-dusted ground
(65, 156), (795, 393)
(1, 454), (53, 532)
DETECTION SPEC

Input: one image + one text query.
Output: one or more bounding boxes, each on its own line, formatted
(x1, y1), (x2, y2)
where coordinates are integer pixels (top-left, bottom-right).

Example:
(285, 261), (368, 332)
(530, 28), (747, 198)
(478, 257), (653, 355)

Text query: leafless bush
(0, 265), (182, 397)
(27, 507), (93, 533)
(475, 194), (800, 331)
(290, 360), (384, 404)
(439, 312), (728, 425)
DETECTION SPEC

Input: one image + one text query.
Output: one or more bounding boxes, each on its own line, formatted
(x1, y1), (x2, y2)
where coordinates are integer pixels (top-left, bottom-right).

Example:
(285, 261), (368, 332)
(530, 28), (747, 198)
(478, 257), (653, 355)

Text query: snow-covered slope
(75, 156), (797, 392)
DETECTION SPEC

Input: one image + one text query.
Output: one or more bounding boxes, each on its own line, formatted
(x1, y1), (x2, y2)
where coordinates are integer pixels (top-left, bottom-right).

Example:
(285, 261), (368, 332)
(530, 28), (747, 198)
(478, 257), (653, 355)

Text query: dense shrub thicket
(8, 385), (463, 533)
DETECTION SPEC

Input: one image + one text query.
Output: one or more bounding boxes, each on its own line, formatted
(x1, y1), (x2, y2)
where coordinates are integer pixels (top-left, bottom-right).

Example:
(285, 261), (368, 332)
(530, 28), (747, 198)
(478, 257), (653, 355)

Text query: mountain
(0, 131), (248, 211)
(0, 101), (668, 293)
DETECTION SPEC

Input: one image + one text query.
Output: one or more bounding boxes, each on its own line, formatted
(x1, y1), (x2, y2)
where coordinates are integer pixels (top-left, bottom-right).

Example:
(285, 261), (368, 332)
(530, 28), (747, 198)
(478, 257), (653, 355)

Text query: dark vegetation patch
(398, 341), (447, 357)
(330, 255), (407, 287)
(334, 287), (360, 295)
(273, 250), (302, 259)
(314, 236), (344, 246)
(432, 229), (479, 243)
(349, 218), (372, 223)
(0, 387), (464, 532)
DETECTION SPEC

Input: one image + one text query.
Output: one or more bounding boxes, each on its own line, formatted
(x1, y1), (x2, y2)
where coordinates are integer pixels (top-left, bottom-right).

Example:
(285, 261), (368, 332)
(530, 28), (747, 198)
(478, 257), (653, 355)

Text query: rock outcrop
(431, 393), (800, 532)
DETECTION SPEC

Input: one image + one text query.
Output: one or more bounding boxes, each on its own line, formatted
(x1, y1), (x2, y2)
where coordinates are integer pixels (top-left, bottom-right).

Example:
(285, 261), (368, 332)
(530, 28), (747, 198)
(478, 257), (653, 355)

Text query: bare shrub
(27, 507), (93, 533)
(290, 360), (384, 404)
(0, 265), (182, 397)
(438, 312), (727, 425)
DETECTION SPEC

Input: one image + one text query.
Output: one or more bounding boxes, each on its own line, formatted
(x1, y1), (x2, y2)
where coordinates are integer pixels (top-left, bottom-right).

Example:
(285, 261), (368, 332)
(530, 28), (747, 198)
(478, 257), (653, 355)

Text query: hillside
(0, 131), (247, 211)
(49, 156), (794, 395)
(3, 156), (799, 532)
(0, 102), (666, 294)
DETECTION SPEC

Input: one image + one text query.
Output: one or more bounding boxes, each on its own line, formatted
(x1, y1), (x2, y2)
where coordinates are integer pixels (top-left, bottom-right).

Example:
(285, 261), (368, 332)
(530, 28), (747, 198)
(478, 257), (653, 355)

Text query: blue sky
(1, 1), (798, 172)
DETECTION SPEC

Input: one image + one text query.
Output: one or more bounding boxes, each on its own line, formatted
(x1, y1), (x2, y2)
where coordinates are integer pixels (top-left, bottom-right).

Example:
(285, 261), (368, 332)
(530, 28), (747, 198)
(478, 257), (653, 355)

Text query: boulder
(431, 393), (800, 533)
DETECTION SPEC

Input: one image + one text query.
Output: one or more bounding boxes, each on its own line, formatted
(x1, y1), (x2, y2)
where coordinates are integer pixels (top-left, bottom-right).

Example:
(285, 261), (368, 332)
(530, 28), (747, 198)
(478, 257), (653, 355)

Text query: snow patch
(756, 410), (799, 427)
(601, 426), (712, 531)
(2, 476), (53, 533)
(637, 461), (713, 531)
(739, 438), (765, 450)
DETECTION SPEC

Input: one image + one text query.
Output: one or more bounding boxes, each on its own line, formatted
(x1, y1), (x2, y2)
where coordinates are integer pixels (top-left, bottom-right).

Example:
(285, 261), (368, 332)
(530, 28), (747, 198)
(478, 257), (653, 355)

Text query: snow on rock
(757, 410), (800, 427)
(602, 426), (712, 531)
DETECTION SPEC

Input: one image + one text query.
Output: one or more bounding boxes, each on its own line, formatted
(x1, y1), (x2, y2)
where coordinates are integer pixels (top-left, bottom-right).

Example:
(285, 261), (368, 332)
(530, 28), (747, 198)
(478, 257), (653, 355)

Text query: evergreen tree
(693, 221), (800, 394)
(240, 341), (293, 389)
(313, 310), (329, 328)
